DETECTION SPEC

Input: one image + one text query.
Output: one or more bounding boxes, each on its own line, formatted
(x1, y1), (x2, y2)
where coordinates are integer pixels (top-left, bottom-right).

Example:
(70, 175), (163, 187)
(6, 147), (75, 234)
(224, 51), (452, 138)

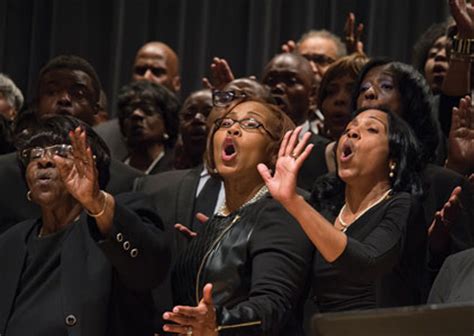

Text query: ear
(172, 76), (181, 93)
(6, 106), (17, 121)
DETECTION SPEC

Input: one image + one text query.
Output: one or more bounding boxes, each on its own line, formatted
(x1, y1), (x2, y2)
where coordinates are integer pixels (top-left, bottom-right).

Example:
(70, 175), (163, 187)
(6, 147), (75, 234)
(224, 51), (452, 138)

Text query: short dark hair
(117, 80), (180, 147)
(16, 115), (111, 189)
(351, 59), (440, 163)
(318, 52), (369, 108)
(37, 55), (102, 102)
(311, 107), (424, 216)
(204, 97), (295, 177)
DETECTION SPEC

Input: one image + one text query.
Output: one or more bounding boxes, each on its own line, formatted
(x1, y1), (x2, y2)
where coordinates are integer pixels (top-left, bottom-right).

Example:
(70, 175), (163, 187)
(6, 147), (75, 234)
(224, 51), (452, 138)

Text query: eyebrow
(368, 116), (388, 131)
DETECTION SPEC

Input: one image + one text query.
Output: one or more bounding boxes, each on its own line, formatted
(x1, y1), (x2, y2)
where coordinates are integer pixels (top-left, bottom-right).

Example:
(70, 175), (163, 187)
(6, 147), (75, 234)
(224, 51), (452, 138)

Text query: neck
(128, 143), (164, 171)
(41, 200), (82, 236)
(344, 180), (391, 215)
(223, 175), (265, 214)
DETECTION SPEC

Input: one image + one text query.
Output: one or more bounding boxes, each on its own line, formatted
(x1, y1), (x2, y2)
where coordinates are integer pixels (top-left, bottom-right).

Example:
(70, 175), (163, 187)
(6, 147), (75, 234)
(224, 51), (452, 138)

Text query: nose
(334, 90), (349, 107)
(35, 152), (56, 168)
(271, 82), (286, 95)
(57, 90), (72, 106)
(363, 85), (377, 101)
(346, 128), (360, 139)
(194, 112), (206, 123)
(226, 123), (241, 136)
(130, 108), (145, 120)
(434, 46), (447, 62)
(144, 69), (155, 80)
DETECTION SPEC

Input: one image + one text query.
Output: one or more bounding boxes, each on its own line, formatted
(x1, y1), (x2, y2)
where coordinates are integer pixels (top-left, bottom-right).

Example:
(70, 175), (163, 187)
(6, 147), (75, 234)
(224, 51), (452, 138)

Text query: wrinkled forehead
(226, 100), (270, 120)
(38, 69), (95, 98)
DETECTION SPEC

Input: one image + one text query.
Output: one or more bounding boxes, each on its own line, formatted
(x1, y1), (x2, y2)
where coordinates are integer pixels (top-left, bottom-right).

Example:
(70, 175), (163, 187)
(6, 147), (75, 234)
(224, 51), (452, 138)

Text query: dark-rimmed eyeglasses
(20, 144), (73, 165)
(214, 117), (276, 139)
(302, 53), (336, 67)
(212, 90), (247, 107)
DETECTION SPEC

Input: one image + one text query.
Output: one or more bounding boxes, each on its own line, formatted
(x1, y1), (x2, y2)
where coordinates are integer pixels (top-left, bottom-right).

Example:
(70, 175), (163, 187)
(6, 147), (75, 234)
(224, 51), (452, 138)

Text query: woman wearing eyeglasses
(162, 98), (313, 335)
(0, 115), (169, 336)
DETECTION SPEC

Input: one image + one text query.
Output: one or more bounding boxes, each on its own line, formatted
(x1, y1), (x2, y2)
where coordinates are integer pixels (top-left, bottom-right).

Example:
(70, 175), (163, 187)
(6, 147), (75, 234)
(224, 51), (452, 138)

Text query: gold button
(65, 314), (77, 326)
(123, 241), (131, 250)
(116, 233), (124, 242)
(130, 248), (139, 258)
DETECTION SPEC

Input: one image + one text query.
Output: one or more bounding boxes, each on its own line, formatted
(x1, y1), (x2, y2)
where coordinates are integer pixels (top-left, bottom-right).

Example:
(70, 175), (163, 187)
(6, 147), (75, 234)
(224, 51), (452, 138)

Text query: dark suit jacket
(0, 193), (170, 336)
(94, 119), (128, 160)
(0, 152), (143, 234)
(298, 133), (330, 191)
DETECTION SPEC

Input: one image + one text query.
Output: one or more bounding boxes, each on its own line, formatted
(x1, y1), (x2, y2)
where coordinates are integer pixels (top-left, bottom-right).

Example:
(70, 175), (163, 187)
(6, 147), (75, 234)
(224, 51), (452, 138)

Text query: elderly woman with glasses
(162, 98), (313, 335)
(0, 115), (169, 336)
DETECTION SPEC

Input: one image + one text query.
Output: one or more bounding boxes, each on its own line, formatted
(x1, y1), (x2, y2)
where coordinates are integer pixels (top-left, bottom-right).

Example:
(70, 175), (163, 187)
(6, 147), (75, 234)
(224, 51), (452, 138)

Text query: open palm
(258, 127), (313, 205)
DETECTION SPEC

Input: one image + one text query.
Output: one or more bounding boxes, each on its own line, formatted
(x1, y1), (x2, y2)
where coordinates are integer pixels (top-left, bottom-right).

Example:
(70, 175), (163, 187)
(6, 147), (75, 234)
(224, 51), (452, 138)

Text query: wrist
(84, 190), (109, 217)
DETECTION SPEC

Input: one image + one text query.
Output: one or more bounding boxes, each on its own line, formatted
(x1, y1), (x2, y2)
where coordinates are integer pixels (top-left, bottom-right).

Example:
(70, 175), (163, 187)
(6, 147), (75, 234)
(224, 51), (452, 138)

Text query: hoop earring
(389, 162), (396, 179)
(163, 133), (169, 140)
(27, 190), (32, 201)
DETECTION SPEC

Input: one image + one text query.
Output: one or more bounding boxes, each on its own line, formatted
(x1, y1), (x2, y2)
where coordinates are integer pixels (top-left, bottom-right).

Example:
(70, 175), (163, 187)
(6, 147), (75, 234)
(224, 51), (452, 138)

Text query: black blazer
(94, 119), (128, 161)
(0, 193), (170, 336)
(0, 152), (143, 234)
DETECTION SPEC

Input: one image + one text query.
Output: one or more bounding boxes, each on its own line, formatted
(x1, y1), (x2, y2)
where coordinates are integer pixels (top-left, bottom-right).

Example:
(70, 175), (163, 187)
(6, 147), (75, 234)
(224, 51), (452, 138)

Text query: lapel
(0, 221), (34, 332)
(59, 215), (88, 336)
(175, 166), (203, 228)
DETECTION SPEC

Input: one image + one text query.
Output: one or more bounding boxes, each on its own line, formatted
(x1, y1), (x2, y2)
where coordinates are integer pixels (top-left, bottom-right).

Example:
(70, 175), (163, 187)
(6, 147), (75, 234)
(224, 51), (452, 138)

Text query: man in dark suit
(0, 55), (142, 234)
(95, 41), (181, 160)
(262, 52), (330, 190)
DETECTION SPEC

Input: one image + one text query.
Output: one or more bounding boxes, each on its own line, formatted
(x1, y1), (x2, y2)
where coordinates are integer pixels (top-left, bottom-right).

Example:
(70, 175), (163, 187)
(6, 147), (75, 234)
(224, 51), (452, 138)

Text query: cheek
(424, 60), (434, 78)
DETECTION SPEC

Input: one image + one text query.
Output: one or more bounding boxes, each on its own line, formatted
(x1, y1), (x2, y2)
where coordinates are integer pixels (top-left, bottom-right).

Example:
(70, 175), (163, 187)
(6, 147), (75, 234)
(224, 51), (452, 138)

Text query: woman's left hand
(54, 126), (102, 211)
(163, 283), (218, 336)
(257, 127), (313, 205)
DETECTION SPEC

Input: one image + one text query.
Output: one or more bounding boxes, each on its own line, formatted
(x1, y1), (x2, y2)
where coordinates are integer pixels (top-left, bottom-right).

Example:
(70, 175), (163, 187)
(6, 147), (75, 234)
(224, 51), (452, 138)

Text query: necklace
(218, 185), (269, 216)
(337, 189), (392, 232)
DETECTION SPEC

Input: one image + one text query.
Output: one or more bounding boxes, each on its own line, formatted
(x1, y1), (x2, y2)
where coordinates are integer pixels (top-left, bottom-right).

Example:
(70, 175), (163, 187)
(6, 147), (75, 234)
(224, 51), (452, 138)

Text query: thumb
(202, 283), (214, 305)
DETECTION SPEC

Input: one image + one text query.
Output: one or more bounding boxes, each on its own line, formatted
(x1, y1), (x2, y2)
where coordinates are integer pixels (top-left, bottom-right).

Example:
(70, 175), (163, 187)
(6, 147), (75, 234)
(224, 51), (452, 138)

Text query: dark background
(0, 0), (449, 116)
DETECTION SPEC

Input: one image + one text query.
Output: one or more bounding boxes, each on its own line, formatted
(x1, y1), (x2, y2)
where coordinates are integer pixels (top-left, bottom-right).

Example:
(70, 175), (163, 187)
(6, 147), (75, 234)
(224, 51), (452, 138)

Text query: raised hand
(54, 126), (101, 209)
(202, 57), (235, 90)
(446, 95), (474, 175)
(257, 127), (313, 205)
(163, 283), (218, 336)
(281, 40), (296, 53)
(449, 0), (474, 38)
(343, 12), (364, 54)
(428, 186), (463, 255)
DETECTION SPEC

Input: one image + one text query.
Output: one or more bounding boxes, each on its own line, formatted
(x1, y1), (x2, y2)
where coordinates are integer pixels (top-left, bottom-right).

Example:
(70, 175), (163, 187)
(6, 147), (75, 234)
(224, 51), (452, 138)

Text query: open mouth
(272, 96), (288, 111)
(340, 141), (354, 162)
(222, 138), (238, 162)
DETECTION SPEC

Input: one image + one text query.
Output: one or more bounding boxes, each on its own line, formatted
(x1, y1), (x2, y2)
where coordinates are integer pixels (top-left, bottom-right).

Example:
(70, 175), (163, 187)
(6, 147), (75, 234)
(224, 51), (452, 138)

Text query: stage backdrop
(0, 0), (449, 115)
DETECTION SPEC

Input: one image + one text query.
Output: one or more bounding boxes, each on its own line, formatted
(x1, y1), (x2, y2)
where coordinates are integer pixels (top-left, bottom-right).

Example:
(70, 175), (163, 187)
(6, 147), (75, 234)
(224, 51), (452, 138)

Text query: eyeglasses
(302, 53), (336, 67)
(133, 65), (166, 77)
(20, 144), (73, 165)
(214, 117), (276, 139)
(212, 90), (247, 107)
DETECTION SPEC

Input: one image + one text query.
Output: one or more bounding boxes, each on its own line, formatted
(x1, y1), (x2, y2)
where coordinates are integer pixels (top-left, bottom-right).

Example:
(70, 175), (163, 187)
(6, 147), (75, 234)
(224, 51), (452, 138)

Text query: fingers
(281, 40), (295, 53)
(291, 131), (312, 158)
(257, 163), (273, 184)
(162, 320), (192, 334)
(174, 224), (197, 238)
(295, 144), (314, 168)
(278, 131), (292, 158)
(202, 77), (213, 90)
(284, 126), (303, 157)
(202, 283), (214, 305)
(195, 212), (209, 224)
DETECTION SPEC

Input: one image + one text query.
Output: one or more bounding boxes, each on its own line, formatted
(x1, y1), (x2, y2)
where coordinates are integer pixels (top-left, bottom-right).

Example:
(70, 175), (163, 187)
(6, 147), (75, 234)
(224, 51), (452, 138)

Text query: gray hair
(297, 29), (347, 58)
(0, 74), (24, 111)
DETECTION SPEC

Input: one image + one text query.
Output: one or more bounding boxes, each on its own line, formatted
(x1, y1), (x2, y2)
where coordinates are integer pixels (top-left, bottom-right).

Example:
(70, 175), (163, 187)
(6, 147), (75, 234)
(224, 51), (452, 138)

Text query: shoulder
(0, 152), (18, 169)
(422, 164), (466, 187)
(443, 248), (474, 269)
(0, 219), (36, 244)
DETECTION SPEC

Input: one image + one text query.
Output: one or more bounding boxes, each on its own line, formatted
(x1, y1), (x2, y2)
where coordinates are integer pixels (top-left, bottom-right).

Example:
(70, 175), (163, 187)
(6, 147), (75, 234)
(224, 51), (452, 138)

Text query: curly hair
(351, 59), (439, 163)
(311, 107), (424, 216)
(16, 115), (111, 190)
(117, 80), (180, 147)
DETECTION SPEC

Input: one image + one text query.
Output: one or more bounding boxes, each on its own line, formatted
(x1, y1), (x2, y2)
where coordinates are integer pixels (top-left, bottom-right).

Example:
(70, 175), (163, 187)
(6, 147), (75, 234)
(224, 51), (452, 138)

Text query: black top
(172, 195), (314, 335)
(311, 192), (423, 312)
(6, 222), (73, 336)
(428, 248), (474, 304)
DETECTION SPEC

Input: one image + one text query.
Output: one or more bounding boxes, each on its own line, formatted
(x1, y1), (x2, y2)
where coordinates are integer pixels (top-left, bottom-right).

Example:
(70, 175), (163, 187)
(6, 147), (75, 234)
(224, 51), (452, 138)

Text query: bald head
(132, 41), (181, 93)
